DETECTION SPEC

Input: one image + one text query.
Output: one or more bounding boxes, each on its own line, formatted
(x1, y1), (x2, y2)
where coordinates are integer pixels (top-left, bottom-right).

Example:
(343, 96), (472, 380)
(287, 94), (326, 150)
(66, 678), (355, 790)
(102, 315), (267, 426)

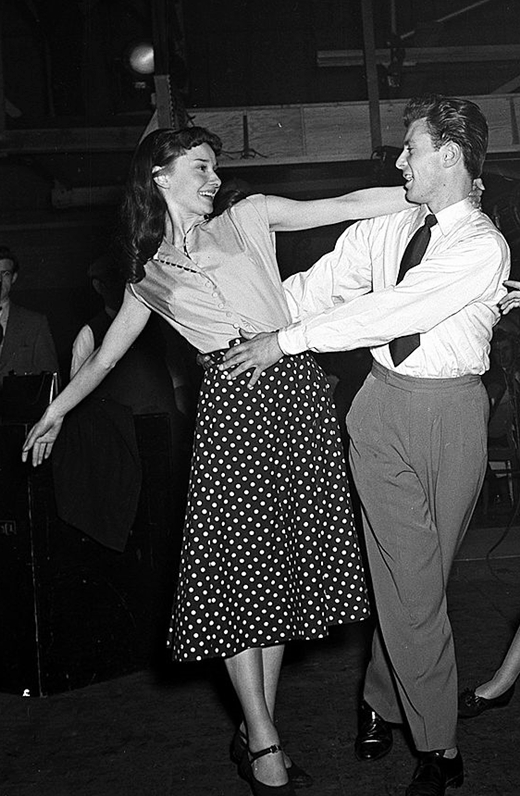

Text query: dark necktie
(389, 213), (437, 366)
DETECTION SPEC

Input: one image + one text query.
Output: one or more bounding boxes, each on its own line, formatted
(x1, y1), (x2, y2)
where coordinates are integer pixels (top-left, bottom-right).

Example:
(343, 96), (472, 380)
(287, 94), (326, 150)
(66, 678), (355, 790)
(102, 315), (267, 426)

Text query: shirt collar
(422, 197), (474, 236)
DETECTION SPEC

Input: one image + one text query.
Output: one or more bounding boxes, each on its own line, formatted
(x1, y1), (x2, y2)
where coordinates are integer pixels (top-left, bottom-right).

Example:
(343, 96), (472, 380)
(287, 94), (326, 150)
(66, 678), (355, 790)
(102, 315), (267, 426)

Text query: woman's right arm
(22, 288), (152, 466)
(499, 280), (520, 315)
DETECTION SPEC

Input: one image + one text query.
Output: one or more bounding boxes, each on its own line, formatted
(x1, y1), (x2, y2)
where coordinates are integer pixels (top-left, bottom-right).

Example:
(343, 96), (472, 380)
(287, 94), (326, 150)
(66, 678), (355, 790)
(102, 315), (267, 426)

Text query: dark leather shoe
(406, 750), (463, 795)
(354, 700), (393, 761)
(458, 683), (515, 718)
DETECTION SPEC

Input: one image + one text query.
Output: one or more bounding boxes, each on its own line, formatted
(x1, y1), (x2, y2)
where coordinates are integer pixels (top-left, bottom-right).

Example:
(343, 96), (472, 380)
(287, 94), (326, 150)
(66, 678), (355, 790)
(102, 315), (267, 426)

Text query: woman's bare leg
(476, 623), (520, 699)
(261, 644), (285, 715)
(225, 645), (289, 786)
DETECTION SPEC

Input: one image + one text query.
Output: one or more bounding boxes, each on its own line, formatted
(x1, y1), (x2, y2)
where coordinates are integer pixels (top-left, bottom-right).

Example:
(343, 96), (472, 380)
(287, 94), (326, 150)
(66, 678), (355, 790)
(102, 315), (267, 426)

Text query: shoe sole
(354, 742), (393, 762)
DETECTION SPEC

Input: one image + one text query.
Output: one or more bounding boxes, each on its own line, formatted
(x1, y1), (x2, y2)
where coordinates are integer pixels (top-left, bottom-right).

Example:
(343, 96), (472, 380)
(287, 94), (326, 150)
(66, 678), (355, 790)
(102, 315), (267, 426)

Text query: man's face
(396, 118), (446, 209)
(0, 258), (17, 304)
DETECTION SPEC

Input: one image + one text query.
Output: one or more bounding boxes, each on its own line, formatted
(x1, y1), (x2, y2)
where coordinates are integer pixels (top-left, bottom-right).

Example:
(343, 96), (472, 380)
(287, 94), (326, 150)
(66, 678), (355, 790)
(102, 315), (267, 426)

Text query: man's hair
(0, 245), (19, 273)
(403, 94), (488, 179)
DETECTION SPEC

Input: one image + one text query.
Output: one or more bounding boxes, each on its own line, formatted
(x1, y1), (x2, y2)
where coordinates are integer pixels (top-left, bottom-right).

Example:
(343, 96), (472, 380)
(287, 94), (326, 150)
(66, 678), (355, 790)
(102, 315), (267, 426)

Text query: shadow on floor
(1, 502), (520, 796)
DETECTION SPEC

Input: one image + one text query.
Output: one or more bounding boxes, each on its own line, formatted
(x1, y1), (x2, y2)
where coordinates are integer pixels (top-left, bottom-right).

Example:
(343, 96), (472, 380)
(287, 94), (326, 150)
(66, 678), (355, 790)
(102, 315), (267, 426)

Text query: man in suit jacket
(0, 246), (58, 386)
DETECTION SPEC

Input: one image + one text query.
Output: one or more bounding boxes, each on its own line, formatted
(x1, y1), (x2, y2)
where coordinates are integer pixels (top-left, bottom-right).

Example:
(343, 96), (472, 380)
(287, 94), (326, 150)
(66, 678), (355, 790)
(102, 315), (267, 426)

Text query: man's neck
(427, 176), (473, 214)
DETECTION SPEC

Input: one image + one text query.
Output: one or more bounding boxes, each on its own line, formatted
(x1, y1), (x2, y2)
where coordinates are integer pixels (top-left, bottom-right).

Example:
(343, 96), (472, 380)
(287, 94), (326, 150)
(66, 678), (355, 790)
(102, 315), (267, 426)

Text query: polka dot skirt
(167, 352), (369, 662)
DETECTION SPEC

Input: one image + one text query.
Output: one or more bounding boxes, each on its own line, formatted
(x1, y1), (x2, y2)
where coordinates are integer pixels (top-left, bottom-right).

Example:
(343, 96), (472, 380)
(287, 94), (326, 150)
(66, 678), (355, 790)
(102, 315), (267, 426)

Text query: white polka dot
(167, 353), (370, 661)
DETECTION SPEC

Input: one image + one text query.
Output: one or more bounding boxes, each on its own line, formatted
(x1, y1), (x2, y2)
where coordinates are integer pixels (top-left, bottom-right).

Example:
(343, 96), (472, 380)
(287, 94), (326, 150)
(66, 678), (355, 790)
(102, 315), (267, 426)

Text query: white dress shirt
(279, 199), (511, 378)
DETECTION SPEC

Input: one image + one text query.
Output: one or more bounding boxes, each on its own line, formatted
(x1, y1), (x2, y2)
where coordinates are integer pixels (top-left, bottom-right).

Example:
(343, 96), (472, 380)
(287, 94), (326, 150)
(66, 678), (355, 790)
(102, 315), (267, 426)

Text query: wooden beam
(317, 45), (520, 68)
(1, 95), (520, 164)
(0, 5), (5, 136)
(361, 0), (382, 151)
(400, 0), (494, 41)
(151, 0), (173, 128)
(493, 75), (520, 94)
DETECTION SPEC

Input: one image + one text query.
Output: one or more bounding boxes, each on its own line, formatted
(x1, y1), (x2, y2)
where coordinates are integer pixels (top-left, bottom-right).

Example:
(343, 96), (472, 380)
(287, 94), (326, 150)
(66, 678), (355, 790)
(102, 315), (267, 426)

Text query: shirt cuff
(277, 325), (308, 355)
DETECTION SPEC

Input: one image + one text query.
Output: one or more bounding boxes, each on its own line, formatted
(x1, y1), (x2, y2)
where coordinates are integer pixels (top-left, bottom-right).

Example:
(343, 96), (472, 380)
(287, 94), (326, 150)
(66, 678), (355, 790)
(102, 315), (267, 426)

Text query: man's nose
(395, 151), (406, 170)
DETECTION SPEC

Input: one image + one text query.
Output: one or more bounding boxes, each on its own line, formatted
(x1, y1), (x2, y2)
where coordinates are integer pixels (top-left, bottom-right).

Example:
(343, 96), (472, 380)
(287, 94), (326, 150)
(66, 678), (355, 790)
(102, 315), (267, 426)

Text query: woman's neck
(164, 204), (204, 248)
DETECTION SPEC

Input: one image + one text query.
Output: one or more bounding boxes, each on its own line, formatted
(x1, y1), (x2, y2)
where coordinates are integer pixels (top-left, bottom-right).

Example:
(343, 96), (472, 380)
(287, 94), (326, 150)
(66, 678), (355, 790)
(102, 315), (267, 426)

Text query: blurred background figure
(0, 245), (58, 387)
(481, 314), (520, 509)
(51, 252), (193, 553)
(71, 252), (183, 422)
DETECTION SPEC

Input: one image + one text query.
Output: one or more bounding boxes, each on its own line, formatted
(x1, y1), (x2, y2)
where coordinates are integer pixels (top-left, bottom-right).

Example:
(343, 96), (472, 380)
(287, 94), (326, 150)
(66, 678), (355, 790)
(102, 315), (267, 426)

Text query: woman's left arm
(265, 178), (484, 232)
(265, 186), (408, 231)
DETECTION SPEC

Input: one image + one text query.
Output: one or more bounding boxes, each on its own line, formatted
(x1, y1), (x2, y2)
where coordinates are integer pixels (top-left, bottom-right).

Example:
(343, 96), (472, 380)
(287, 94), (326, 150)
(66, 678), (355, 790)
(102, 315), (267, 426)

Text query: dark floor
(1, 499), (520, 796)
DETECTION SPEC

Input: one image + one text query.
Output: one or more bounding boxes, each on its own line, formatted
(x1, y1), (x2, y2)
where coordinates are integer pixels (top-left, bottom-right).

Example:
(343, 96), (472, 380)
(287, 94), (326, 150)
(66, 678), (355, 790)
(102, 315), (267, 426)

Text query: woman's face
(156, 143), (221, 221)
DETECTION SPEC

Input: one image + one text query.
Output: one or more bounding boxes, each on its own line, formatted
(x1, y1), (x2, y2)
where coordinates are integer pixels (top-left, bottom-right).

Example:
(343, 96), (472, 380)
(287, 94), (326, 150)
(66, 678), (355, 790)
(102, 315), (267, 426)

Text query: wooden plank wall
(189, 94), (520, 166)
(1, 94), (519, 165)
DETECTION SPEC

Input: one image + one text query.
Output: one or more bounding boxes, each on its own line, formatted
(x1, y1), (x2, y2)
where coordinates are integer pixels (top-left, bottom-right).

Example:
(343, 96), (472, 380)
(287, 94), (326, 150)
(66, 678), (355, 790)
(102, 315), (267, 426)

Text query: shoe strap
(249, 743), (283, 762)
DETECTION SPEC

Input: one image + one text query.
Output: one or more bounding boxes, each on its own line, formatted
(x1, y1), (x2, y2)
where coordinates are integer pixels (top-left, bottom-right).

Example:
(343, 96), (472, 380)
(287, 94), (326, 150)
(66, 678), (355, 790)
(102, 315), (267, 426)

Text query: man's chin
(404, 186), (423, 205)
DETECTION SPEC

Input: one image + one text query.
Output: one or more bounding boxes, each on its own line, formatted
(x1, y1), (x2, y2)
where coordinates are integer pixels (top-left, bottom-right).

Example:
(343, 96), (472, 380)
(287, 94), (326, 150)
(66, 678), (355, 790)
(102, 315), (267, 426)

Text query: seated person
(0, 245), (58, 387)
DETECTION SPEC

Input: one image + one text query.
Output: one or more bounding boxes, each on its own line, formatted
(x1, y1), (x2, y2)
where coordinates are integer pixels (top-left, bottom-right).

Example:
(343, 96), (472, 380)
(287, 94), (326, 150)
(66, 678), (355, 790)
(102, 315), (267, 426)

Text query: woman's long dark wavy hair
(119, 127), (222, 283)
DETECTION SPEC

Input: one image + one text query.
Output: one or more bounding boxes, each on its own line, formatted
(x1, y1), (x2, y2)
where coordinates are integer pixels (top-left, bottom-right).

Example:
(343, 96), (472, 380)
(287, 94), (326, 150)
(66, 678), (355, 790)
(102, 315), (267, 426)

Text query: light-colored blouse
(129, 194), (291, 353)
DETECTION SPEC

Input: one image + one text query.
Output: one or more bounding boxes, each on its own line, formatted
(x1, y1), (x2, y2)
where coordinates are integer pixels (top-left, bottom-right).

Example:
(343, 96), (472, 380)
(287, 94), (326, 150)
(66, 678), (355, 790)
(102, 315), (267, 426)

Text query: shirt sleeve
(230, 194), (277, 251)
(278, 224), (509, 355)
(70, 326), (95, 378)
(282, 218), (374, 323)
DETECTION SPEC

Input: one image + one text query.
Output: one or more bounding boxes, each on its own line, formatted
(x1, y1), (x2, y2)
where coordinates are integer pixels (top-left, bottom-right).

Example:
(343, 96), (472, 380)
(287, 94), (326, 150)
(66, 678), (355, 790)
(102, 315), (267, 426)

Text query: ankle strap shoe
(458, 683), (515, 718)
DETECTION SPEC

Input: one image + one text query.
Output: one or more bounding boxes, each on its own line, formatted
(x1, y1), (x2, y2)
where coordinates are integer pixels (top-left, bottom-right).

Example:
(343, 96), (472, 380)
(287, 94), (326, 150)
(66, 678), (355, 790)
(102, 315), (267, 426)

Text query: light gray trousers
(347, 361), (489, 751)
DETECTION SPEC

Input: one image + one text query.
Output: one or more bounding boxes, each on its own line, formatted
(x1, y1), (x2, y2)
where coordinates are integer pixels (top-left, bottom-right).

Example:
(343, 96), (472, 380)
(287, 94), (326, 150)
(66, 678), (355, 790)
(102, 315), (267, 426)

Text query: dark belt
(198, 337), (243, 371)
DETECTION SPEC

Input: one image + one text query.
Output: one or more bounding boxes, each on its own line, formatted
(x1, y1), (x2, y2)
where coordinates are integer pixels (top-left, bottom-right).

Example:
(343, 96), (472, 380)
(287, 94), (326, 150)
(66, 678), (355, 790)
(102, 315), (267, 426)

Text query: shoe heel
(448, 771), (464, 789)
(231, 728), (248, 764)
(239, 744), (295, 796)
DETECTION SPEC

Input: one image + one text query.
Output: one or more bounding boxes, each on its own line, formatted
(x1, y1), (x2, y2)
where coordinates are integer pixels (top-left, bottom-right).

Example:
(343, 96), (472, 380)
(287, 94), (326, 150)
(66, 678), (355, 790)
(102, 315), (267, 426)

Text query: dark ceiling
(1, 0), (519, 216)
(1, 0), (519, 122)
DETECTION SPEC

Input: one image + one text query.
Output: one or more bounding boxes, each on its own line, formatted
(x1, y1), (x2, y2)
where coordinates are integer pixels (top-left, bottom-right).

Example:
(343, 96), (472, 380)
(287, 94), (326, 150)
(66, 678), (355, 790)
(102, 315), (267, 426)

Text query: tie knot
(425, 214), (437, 229)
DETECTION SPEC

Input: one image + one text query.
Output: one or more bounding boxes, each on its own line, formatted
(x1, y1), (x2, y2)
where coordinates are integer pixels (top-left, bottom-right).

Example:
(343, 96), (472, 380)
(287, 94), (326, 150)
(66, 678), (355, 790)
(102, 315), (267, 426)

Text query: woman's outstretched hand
(22, 407), (64, 467)
(499, 280), (520, 315)
(468, 177), (485, 209)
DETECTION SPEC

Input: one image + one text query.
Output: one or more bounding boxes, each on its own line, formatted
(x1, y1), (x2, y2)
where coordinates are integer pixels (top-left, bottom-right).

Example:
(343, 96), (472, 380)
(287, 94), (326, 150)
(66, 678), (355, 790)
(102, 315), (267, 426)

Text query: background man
(0, 245), (58, 387)
(220, 94), (510, 796)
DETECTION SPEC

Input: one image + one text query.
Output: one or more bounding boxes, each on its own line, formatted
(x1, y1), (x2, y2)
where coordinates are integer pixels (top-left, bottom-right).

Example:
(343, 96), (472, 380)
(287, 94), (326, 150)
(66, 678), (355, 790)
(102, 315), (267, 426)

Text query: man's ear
(152, 165), (169, 189)
(442, 141), (463, 169)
